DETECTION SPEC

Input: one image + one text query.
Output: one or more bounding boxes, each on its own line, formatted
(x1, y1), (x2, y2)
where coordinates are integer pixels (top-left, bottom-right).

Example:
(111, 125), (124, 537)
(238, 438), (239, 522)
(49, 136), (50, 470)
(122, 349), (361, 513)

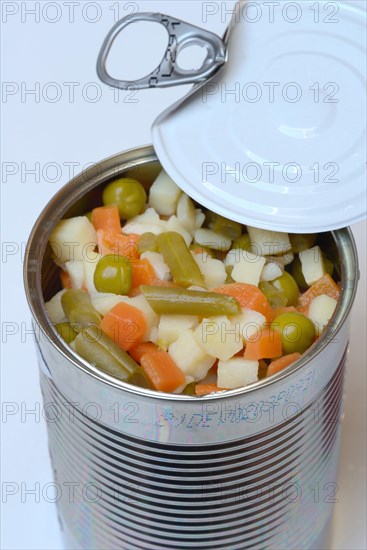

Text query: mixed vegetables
(45, 169), (341, 395)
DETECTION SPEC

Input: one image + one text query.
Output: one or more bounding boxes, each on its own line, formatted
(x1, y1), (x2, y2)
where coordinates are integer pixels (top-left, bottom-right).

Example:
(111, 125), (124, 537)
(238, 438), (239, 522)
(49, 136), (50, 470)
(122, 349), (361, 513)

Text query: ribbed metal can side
(39, 349), (346, 550)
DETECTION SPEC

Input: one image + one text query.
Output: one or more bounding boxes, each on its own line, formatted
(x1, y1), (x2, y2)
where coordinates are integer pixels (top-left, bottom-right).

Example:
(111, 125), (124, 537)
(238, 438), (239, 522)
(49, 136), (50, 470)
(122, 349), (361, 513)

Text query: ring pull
(97, 13), (227, 90)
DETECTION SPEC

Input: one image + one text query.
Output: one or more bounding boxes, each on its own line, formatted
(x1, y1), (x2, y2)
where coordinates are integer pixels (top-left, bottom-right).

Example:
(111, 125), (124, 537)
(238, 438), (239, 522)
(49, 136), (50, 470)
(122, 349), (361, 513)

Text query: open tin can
(24, 1), (365, 549)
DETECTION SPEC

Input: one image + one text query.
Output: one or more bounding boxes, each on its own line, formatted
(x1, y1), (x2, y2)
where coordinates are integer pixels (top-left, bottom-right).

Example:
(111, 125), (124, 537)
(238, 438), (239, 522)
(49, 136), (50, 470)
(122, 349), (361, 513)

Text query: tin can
(24, 145), (359, 550)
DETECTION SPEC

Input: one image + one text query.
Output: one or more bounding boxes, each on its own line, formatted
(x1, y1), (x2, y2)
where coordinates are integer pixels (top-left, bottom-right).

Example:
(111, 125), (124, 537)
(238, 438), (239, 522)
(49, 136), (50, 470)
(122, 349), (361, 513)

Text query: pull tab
(97, 13), (227, 90)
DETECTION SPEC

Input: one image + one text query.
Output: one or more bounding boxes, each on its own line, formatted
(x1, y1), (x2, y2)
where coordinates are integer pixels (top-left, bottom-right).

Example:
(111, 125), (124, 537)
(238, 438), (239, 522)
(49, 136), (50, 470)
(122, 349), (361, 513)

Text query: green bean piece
(84, 211), (93, 222)
(289, 234), (317, 253)
(94, 254), (132, 295)
(204, 210), (215, 228)
(140, 285), (241, 316)
(61, 289), (102, 331)
(73, 325), (151, 387)
(55, 322), (78, 344)
(157, 232), (205, 288)
(189, 243), (216, 258)
(225, 265), (234, 284)
(289, 256), (309, 290)
(182, 382), (196, 395)
(272, 271), (300, 306)
(322, 254), (334, 277)
(138, 232), (159, 254)
(271, 312), (315, 354)
(213, 214), (242, 241)
(259, 282), (288, 309)
(232, 234), (251, 252)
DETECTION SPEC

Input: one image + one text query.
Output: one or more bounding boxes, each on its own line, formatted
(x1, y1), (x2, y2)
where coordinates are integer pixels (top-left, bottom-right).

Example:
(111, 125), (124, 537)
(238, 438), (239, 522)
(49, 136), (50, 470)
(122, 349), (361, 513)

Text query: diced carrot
(271, 306), (298, 319)
(100, 302), (147, 351)
(131, 259), (157, 289)
(243, 327), (282, 360)
(297, 304), (309, 316)
(213, 283), (273, 320)
(91, 205), (121, 234)
(267, 353), (301, 377)
(140, 349), (185, 392)
(97, 230), (140, 261)
(195, 384), (225, 396)
(129, 342), (157, 363)
(299, 274), (340, 307)
(60, 270), (72, 289)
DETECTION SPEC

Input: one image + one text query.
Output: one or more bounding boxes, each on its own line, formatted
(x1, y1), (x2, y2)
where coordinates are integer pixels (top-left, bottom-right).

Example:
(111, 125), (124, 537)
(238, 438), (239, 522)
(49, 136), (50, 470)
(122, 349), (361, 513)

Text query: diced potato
(194, 209), (206, 230)
(45, 289), (66, 324)
(308, 294), (337, 335)
(261, 262), (283, 282)
(168, 330), (215, 381)
(65, 260), (84, 289)
(130, 294), (160, 341)
(194, 228), (231, 251)
(83, 254), (102, 294)
(299, 246), (326, 286)
(141, 251), (171, 280)
(247, 226), (291, 256)
(91, 293), (130, 316)
(224, 249), (240, 268)
(149, 170), (182, 216)
(194, 316), (243, 361)
(149, 326), (159, 344)
(217, 358), (259, 389)
(122, 208), (166, 236)
(231, 308), (266, 342)
(193, 253), (226, 289)
(231, 251), (266, 287)
(158, 314), (199, 349)
(166, 216), (193, 246)
(176, 193), (196, 233)
(49, 216), (97, 264)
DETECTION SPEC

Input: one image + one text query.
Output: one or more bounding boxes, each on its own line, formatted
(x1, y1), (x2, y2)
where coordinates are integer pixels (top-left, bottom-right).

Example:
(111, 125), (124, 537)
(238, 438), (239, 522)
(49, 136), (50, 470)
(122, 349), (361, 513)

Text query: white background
(1, 1), (366, 549)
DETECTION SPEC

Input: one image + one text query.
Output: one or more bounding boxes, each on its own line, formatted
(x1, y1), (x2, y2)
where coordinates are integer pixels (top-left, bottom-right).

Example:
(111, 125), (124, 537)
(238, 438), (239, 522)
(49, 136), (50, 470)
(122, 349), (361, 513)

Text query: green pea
(103, 178), (146, 220)
(94, 254), (132, 295)
(259, 281), (288, 308)
(138, 232), (158, 254)
(271, 312), (315, 355)
(289, 256), (308, 290)
(55, 322), (78, 344)
(272, 271), (300, 306)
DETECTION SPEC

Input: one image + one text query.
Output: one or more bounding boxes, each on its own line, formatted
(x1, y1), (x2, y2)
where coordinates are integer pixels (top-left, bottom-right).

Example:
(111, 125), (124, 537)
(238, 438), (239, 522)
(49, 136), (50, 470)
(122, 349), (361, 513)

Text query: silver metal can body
(25, 146), (358, 550)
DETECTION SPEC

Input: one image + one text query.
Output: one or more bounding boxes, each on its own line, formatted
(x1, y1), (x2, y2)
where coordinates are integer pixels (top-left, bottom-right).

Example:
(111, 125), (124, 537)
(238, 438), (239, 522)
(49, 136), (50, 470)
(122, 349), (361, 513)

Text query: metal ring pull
(97, 13), (227, 90)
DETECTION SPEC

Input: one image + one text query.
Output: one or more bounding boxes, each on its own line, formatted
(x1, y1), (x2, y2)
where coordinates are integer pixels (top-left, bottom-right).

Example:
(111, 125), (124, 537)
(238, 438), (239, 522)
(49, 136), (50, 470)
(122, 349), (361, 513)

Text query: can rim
(24, 145), (359, 402)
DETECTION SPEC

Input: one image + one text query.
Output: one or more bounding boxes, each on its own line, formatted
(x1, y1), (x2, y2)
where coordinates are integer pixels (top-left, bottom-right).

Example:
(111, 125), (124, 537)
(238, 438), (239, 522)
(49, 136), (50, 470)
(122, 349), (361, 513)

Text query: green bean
(138, 232), (159, 254)
(157, 232), (205, 288)
(289, 256), (309, 290)
(140, 285), (241, 316)
(225, 265), (234, 284)
(73, 325), (151, 387)
(55, 322), (78, 344)
(232, 234), (251, 252)
(213, 214), (242, 241)
(189, 243), (216, 258)
(259, 282), (288, 308)
(61, 289), (101, 331)
(182, 382), (196, 395)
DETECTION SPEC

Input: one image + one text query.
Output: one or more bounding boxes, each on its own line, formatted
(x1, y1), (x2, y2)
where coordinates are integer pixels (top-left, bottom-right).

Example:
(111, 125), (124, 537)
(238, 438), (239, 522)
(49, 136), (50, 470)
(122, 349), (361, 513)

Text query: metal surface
(96, 13), (226, 90)
(24, 146), (359, 549)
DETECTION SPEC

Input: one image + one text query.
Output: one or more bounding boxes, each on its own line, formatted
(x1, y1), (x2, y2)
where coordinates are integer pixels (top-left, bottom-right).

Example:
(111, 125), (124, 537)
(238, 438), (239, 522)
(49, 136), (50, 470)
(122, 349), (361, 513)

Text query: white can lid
(152, 1), (366, 232)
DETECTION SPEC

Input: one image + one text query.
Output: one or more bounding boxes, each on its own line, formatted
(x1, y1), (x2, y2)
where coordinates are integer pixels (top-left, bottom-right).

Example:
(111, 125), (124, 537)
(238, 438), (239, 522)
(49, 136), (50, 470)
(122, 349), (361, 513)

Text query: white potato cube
(194, 209), (206, 230)
(217, 358), (259, 389)
(176, 193), (196, 233)
(308, 294), (337, 335)
(168, 330), (215, 381)
(65, 260), (84, 289)
(299, 246), (326, 286)
(224, 249), (241, 268)
(231, 251), (266, 287)
(261, 262), (283, 282)
(122, 208), (166, 236)
(83, 254), (101, 294)
(194, 316), (243, 361)
(193, 254), (226, 290)
(158, 314), (199, 349)
(247, 226), (291, 256)
(45, 289), (66, 324)
(149, 170), (182, 216)
(49, 216), (97, 264)
(166, 215), (192, 246)
(194, 228), (231, 252)
(141, 251), (171, 280)
(231, 308), (266, 342)
(129, 294), (160, 341)
(91, 293), (130, 316)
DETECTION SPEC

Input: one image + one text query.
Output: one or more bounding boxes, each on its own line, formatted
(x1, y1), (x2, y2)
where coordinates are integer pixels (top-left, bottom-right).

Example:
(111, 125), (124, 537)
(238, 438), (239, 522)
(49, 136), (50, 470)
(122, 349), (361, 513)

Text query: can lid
(152, 1), (366, 232)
